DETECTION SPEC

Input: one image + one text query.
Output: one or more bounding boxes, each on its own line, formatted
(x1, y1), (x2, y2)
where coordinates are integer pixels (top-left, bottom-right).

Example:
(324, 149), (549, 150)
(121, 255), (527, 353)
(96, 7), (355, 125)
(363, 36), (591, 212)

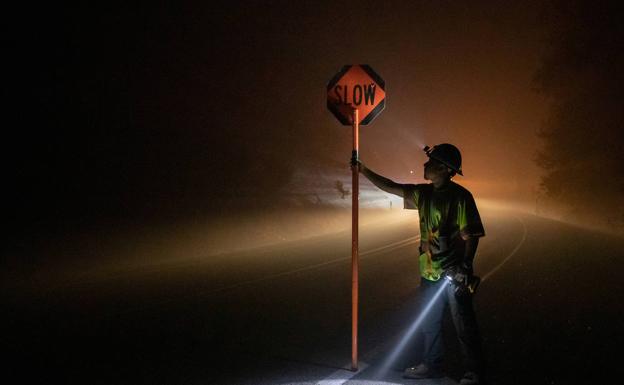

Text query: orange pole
(351, 108), (359, 371)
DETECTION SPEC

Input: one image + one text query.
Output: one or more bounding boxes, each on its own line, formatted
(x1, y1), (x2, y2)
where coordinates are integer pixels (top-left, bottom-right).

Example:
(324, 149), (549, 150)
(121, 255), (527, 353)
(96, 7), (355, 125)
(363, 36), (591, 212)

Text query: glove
(447, 264), (470, 286)
(446, 264), (479, 297)
(453, 268), (469, 286)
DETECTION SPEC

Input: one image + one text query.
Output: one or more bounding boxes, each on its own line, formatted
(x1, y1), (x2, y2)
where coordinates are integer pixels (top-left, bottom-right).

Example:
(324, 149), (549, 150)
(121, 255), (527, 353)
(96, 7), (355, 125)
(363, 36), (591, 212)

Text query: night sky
(6, 1), (622, 236)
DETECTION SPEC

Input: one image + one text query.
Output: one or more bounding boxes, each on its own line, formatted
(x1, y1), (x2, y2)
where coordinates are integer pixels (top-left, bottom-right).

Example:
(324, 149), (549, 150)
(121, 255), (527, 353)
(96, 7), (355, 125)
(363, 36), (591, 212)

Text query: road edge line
(482, 216), (528, 282)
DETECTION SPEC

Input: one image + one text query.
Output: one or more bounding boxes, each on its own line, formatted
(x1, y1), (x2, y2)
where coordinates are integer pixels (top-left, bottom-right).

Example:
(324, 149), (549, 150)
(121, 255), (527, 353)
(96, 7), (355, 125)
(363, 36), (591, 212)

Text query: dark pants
(420, 277), (484, 375)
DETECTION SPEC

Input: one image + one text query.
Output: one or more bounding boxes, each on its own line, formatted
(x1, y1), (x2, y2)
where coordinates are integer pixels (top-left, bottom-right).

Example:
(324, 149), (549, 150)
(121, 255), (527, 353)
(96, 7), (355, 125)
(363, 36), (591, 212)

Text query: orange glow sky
(12, 1), (553, 225)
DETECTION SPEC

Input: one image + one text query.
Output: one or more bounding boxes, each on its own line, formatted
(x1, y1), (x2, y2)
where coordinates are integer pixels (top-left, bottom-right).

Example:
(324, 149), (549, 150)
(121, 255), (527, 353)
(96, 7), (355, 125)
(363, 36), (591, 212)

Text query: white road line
(114, 235), (420, 315)
(206, 236), (420, 294)
(481, 216), (527, 282)
(362, 236), (419, 257)
(121, 214), (526, 315)
(316, 362), (369, 385)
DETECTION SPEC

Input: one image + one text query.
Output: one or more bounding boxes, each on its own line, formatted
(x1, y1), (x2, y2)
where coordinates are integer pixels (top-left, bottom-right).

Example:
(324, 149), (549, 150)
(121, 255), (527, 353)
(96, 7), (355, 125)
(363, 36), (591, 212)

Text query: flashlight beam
(375, 280), (448, 378)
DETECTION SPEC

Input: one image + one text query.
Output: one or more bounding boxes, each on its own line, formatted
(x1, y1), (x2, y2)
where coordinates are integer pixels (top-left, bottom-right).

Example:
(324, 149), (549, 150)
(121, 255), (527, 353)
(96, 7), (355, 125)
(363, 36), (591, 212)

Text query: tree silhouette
(534, 0), (624, 227)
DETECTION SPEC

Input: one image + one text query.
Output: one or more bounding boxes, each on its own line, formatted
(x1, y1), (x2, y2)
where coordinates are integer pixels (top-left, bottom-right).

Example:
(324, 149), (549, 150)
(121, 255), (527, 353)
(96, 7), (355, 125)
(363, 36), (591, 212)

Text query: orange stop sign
(327, 64), (386, 125)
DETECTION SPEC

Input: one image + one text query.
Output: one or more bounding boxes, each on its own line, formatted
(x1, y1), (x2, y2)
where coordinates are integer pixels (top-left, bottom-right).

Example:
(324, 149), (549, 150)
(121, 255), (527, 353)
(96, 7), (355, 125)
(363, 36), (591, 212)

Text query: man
(353, 143), (485, 385)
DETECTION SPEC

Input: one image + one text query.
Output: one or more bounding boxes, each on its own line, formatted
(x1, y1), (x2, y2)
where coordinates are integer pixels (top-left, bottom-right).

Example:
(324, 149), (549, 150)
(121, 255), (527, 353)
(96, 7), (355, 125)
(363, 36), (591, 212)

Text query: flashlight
(445, 268), (481, 296)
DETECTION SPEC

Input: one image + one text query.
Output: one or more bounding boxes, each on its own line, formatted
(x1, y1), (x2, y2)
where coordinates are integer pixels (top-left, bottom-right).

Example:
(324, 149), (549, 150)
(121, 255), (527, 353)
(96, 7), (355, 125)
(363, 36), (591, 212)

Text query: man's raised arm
(353, 161), (405, 198)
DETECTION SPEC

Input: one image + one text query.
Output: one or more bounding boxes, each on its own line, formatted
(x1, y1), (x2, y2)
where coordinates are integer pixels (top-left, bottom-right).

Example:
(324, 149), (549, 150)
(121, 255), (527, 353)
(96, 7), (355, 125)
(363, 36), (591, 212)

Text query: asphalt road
(4, 206), (624, 384)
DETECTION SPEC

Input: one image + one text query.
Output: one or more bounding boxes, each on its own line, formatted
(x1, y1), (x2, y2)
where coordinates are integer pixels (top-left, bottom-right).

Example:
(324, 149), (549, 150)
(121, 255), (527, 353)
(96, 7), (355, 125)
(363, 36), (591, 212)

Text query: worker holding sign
(352, 144), (486, 385)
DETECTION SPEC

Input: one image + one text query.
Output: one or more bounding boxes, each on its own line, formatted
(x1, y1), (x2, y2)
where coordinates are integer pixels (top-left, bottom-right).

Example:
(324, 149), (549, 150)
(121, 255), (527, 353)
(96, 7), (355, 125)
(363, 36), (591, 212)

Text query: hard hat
(423, 143), (463, 176)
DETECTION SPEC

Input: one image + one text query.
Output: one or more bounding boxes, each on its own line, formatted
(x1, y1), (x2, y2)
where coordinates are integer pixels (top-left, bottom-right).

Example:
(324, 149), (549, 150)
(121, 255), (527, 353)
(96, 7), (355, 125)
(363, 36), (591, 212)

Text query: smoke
(8, 1), (557, 241)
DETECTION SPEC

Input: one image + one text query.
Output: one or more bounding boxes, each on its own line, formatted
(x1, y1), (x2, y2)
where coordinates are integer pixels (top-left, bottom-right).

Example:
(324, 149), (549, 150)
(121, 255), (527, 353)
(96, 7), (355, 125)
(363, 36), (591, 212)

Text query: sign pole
(326, 64), (385, 372)
(351, 108), (359, 371)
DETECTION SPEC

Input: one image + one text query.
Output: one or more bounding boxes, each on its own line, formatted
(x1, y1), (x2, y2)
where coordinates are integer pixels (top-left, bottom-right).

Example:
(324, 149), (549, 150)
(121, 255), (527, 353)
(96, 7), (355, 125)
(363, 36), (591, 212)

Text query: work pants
(420, 277), (484, 375)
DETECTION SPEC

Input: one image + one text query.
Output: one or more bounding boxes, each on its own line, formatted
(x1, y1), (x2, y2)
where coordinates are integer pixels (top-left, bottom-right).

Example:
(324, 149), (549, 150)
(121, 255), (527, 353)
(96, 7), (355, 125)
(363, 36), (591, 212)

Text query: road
(4, 206), (624, 384)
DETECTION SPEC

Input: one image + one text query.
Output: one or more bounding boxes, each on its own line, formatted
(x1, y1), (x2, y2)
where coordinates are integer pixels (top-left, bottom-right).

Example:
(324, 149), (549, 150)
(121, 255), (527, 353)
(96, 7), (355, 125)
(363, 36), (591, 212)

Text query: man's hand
(453, 267), (469, 286)
(448, 264), (471, 286)
(350, 158), (362, 172)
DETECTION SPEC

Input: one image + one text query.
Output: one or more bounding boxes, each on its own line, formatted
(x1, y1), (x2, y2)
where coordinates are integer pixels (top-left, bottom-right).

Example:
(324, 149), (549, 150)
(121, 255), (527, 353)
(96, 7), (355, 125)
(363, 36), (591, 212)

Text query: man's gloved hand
(350, 158), (361, 172)
(452, 267), (469, 286)
(446, 263), (480, 296)
(448, 264), (471, 286)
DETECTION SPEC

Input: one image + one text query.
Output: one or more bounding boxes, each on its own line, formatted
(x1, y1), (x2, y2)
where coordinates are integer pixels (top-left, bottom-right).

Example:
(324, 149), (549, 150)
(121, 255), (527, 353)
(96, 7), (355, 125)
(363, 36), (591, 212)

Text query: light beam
(375, 280), (449, 378)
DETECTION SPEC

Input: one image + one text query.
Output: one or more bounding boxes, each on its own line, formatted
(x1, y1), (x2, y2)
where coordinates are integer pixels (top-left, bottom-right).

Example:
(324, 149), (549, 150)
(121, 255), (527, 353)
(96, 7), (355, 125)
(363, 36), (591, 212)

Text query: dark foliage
(534, 0), (624, 227)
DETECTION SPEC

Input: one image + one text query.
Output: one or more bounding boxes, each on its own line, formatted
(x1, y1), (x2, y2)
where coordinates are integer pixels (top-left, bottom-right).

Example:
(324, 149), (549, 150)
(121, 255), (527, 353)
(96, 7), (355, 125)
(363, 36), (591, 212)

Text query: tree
(534, 0), (624, 228)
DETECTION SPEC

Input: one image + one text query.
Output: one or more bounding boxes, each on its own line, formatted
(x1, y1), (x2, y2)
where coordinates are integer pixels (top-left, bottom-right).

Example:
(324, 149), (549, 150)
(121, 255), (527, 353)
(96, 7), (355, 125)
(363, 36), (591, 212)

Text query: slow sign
(327, 64), (386, 125)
